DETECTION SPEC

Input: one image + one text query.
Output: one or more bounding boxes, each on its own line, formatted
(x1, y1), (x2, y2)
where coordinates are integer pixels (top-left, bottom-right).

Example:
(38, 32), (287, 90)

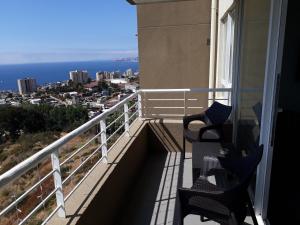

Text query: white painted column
(209, 0), (218, 105)
(137, 92), (142, 118)
(183, 91), (187, 116)
(100, 119), (108, 163)
(51, 149), (66, 218)
(124, 103), (130, 136)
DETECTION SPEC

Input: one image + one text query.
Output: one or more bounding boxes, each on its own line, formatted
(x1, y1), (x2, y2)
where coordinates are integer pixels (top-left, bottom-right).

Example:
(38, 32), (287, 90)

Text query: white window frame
(254, 0), (288, 223)
(220, 9), (236, 89)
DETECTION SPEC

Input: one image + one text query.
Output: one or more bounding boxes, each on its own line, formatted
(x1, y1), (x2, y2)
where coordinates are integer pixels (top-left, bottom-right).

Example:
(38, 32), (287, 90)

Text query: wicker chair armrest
(178, 186), (224, 203)
(199, 124), (222, 141)
(183, 113), (206, 129)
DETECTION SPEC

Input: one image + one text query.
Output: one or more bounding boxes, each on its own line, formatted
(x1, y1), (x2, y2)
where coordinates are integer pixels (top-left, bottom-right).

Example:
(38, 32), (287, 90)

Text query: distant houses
(4, 68), (139, 118)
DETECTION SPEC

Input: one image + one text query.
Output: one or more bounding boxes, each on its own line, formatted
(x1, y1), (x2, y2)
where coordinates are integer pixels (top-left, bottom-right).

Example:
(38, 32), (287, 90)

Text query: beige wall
(135, 0), (212, 117)
(137, 0), (211, 89)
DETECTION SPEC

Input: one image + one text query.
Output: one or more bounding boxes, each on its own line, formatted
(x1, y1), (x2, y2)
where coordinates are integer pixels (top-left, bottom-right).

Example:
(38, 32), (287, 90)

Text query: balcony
(0, 88), (255, 225)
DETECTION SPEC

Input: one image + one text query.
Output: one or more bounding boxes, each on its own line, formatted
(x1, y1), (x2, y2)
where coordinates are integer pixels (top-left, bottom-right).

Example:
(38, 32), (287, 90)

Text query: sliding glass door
(235, 0), (271, 154)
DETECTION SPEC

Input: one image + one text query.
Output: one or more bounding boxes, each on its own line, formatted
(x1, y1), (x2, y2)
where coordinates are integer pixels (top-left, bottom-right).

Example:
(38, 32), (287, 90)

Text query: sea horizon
(0, 60), (139, 91)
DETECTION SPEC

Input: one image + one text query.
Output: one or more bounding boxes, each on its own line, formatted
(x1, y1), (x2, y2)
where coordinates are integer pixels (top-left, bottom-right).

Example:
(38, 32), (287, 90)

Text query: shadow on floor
(114, 120), (184, 225)
(113, 120), (255, 225)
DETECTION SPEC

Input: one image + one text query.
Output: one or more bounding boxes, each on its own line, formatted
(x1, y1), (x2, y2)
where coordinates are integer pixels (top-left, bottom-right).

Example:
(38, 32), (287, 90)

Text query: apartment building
(96, 71), (112, 81)
(17, 77), (37, 95)
(69, 70), (89, 84)
(126, 68), (133, 77)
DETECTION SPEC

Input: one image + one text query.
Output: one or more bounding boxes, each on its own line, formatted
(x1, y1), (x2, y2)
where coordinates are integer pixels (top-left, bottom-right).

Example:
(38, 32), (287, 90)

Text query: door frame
(254, 0), (288, 223)
(231, 0), (243, 142)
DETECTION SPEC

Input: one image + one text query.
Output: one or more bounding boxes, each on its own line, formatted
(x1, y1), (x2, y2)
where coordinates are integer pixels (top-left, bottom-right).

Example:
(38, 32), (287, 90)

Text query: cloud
(0, 49), (138, 65)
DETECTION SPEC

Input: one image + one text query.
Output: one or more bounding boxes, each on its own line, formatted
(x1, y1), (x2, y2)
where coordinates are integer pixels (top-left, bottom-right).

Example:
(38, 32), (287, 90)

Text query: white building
(110, 79), (128, 85)
(0, 99), (6, 105)
(126, 68), (133, 77)
(125, 83), (139, 93)
(30, 98), (42, 105)
(62, 91), (78, 98)
(117, 94), (129, 101)
(69, 70), (89, 84)
(17, 78), (37, 95)
(96, 72), (104, 81)
(96, 71), (110, 81)
(109, 72), (120, 79)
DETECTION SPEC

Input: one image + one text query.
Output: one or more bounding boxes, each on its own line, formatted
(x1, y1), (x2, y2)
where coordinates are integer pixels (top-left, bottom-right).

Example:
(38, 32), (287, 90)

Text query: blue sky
(0, 0), (137, 64)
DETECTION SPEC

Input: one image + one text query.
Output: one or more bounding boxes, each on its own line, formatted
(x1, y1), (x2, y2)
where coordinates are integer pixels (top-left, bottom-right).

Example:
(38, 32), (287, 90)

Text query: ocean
(0, 61), (139, 91)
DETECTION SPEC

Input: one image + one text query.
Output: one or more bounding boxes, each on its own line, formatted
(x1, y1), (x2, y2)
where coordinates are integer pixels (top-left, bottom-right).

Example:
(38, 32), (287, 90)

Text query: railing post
(228, 90), (232, 106)
(124, 102), (130, 137)
(138, 92), (142, 118)
(100, 119), (108, 163)
(51, 149), (66, 218)
(184, 91), (186, 116)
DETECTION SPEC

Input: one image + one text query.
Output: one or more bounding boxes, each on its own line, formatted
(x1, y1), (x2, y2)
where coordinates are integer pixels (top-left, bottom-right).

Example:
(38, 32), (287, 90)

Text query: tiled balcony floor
(116, 151), (255, 225)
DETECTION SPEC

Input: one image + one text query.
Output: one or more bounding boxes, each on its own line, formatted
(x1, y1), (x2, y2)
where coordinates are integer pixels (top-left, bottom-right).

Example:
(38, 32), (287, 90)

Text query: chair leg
(200, 216), (210, 222)
(180, 215), (184, 225)
(183, 136), (186, 159)
(178, 203), (184, 225)
(229, 212), (239, 225)
(246, 194), (259, 225)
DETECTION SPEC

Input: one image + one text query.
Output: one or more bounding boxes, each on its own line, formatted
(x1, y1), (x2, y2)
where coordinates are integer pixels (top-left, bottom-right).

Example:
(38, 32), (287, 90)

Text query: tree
(22, 107), (46, 133)
(0, 105), (89, 142)
(0, 107), (25, 140)
(98, 81), (109, 91)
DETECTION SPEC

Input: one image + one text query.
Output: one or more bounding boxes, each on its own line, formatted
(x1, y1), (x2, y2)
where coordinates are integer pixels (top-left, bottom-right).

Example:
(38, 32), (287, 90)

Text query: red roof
(84, 81), (98, 88)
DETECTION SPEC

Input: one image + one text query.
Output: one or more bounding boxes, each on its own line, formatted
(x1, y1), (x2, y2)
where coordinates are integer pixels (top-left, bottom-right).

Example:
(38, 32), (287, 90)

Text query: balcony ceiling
(127, 0), (189, 5)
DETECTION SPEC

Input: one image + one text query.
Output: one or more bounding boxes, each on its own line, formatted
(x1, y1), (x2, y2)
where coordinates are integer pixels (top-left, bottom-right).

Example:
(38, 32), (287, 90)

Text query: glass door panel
(235, 0), (271, 198)
(236, 0), (271, 153)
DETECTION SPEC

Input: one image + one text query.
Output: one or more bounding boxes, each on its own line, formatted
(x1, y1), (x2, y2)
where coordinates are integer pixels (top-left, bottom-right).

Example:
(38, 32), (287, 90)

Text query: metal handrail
(0, 88), (232, 224)
(0, 92), (138, 188)
(140, 88), (231, 93)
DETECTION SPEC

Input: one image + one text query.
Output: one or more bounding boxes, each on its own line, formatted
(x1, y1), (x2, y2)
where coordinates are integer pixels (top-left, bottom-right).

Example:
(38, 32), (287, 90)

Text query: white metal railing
(140, 88), (232, 118)
(0, 88), (231, 224)
(0, 92), (140, 225)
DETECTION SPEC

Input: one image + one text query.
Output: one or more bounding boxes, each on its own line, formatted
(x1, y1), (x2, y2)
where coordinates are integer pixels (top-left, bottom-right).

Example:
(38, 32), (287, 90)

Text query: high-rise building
(69, 70), (89, 84)
(96, 72), (105, 81)
(96, 71), (111, 81)
(126, 69), (133, 77)
(17, 78), (37, 95)
(109, 71), (121, 79)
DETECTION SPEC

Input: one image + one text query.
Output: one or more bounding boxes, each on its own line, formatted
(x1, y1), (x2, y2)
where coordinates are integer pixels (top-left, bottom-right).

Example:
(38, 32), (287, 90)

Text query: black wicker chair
(178, 145), (263, 225)
(183, 101), (232, 158)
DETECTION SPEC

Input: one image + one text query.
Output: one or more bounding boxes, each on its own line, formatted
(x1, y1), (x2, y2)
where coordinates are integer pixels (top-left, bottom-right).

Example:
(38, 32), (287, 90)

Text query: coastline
(0, 60), (139, 91)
